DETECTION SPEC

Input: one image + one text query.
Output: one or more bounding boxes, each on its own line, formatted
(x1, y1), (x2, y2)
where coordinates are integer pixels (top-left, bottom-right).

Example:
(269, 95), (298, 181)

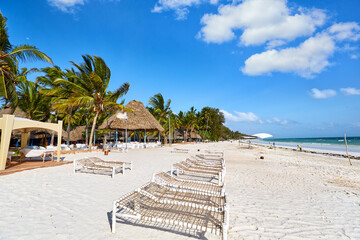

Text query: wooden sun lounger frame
(172, 161), (224, 185)
(205, 150), (224, 157)
(140, 181), (227, 212)
(154, 172), (225, 197)
(112, 187), (229, 240)
(171, 148), (190, 153)
(73, 157), (132, 178)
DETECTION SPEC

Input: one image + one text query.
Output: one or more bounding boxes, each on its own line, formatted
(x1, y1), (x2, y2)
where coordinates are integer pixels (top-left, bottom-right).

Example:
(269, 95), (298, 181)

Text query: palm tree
(17, 79), (50, 121)
(54, 55), (130, 151)
(0, 12), (53, 107)
(184, 107), (198, 142)
(39, 67), (78, 145)
(148, 93), (171, 144)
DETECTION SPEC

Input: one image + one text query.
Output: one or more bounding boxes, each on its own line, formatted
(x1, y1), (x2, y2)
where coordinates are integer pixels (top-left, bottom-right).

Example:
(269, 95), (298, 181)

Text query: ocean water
(253, 136), (360, 154)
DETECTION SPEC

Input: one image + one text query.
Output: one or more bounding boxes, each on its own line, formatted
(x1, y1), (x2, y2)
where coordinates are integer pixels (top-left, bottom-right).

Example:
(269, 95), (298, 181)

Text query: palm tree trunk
(67, 108), (72, 146)
(88, 111), (99, 152)
(185, 129), (189, 142)
(50, 112), (58, 146)
(85, 117), (89, 145)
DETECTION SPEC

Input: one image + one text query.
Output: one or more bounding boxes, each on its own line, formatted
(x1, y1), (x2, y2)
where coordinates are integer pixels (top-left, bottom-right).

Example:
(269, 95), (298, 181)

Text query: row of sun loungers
(73, 157), (132, 178)
(112, 151), (229, 239)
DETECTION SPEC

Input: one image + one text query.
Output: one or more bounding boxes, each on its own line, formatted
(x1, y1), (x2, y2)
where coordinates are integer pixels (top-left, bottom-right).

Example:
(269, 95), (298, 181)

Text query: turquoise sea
(254, 136), (360, 154)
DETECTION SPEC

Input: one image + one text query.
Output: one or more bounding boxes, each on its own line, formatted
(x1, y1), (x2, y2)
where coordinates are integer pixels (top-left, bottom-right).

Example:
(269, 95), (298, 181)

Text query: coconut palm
(54, 55), (130, 150)
(39, 67), (78, 145)
(0, 12), (53, 106)
(17, 79), (50, 121)
(147, 93), (171, 143)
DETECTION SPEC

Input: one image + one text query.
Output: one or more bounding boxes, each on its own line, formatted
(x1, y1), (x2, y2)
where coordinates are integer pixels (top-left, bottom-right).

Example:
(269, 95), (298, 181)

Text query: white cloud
(152, 0), (217, 20)
(48, 0), (84, 12)
(221, 110), (294, 126)
(220, 110), (261, 122)
(310, 88), (337, 99)
(242, 22), (360, 77)
(328, 22), (360, 41)
(242, 33), (335, 78)
(340, 87), (360, 96)
(267, 117), (290, 125)
(198, 0), (326, 46)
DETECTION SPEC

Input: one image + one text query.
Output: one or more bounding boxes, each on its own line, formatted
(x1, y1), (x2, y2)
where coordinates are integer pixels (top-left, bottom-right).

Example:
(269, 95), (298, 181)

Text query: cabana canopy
(0, 115), (63, 170)
(99, 100), (164, 132)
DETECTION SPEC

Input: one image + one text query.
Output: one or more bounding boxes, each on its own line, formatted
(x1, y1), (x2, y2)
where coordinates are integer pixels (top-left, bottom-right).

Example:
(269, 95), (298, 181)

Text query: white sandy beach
(0, 142), (360, 240)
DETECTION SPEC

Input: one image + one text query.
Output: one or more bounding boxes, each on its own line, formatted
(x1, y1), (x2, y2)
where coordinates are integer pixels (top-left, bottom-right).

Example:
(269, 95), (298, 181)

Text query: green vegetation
(147, 94), (248, 142)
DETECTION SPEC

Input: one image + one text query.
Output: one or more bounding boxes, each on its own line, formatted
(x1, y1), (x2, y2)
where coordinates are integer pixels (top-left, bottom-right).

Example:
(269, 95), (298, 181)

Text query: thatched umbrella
(0, 107), (27, 118)
(62, 126), (86, 142)
(99, 100), (164, 146)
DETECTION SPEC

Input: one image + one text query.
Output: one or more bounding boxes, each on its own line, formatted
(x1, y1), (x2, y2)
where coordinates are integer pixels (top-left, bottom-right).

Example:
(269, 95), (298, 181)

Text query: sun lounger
(154, 172), (225, 196)
(186, 158), (224, 171)
(171, 148), (190, 153)
(112, 189), (229, 239)
(205, 150), (224, 157)
(20, 148), (54, 162)
(140, 181), (226, 212)
(73, 157), (132, 178)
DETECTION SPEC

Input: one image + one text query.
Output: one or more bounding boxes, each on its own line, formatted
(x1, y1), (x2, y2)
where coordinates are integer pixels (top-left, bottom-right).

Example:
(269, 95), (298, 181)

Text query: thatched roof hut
(0, 107), (27, 118)
(99, 100), (164, 132)
(62, 126), (86, 142)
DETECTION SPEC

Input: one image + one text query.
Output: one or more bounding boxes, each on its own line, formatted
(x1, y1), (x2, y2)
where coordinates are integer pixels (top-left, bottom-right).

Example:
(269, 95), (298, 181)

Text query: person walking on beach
(297, 145), (302, 151)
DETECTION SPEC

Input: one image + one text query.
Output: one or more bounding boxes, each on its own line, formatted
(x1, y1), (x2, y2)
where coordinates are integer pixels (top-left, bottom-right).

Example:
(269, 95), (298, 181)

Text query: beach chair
(140, 181), (226, 212)
(205, 150), (224, 157)
(186, 158), (224, 171)
(172, 161), (224, 185)
(73, 157), (132, 178)
(154, 172), (225, 197)
(20, 148), (54, 162)
(111, 189), (229, 240)
(171, 148), (190, 153)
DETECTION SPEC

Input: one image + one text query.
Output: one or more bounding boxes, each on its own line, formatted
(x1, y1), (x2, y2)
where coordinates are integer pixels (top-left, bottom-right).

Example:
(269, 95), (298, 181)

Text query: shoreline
(241, 141), (360, 159)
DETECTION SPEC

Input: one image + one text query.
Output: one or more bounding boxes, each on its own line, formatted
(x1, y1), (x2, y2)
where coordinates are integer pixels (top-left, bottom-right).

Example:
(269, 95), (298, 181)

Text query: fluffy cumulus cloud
(220, 110), (261, 123)
(242, 22), (360, 78)
(328, 22), (360, 41)
(152, 0), (218, 20)
(196, 0), (360, 77)
(198, 0), (326, 46)
(48, 0), (84, 12)
(242, 33), (335, 78)
(340, 87), (360, 96)
(310, 88), (337, 99)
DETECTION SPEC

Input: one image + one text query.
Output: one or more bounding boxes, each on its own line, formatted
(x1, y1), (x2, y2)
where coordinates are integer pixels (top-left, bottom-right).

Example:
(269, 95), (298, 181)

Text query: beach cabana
(0, 114), (63, 170)
(99, 100), (164, 144)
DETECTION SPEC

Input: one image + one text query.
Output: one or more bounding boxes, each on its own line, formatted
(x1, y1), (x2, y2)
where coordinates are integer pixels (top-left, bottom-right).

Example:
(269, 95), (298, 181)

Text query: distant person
(297, 145), (302, 151)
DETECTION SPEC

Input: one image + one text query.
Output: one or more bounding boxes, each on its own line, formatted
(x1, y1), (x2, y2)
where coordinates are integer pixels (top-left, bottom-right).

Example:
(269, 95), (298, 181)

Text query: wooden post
(57, 121), (63, 162)
(20, 131), (30, 162)
(344, 134), (352, 166)
(0, 115), (15, 170)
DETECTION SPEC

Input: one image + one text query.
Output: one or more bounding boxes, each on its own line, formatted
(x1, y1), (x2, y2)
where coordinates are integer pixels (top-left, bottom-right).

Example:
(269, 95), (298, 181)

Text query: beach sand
(0, 142), (359, 239)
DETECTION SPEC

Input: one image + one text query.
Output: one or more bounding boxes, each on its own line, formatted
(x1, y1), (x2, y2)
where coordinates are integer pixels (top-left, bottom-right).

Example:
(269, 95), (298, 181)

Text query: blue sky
(2, 0), (360, 138)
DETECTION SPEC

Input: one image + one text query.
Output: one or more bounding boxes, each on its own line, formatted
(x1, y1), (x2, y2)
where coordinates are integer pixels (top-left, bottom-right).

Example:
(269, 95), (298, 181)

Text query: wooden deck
(0, 159), (71, 176)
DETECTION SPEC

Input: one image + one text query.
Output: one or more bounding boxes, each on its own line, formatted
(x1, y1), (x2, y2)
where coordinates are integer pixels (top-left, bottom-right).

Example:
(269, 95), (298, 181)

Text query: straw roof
(0, 107), (27, 118)
(99, 100), (164, 132)
(62, 126), (86, 141)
